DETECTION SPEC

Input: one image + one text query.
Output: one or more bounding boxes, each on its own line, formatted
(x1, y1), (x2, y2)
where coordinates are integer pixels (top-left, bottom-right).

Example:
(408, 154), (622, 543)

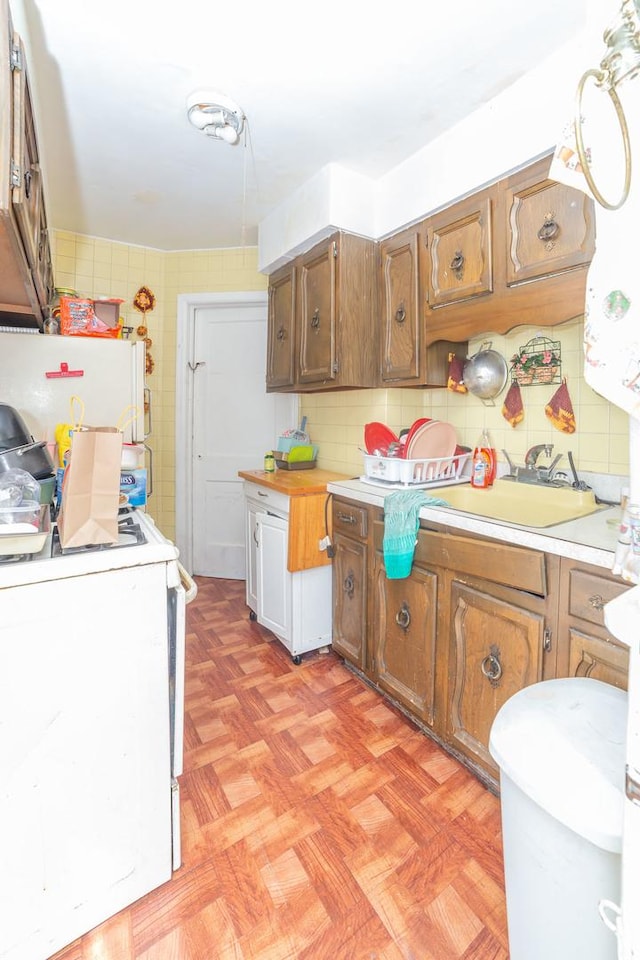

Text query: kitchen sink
(428, 479), (607, 528)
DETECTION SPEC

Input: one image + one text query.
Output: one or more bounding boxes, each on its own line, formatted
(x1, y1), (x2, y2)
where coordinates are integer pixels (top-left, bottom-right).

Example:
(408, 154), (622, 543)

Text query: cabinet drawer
(243, 481), (290, 517)
(567, 568), (629, 628)
(373, 522), (548, 595)
(333, 499), (368, 539)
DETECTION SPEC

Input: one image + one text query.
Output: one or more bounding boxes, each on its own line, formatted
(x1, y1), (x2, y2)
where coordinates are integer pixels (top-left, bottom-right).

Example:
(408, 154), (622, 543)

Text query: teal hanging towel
(383, 490), (449, 579)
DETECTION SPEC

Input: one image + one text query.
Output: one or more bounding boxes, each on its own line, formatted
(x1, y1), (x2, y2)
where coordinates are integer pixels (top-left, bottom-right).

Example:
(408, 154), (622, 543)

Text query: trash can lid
(489, 678), (627, 852)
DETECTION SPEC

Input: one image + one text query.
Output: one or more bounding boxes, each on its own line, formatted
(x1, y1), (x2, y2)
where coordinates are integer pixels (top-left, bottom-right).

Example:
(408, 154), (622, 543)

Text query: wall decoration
(510, 336), (562, 387)
(132, 287), (156, 376)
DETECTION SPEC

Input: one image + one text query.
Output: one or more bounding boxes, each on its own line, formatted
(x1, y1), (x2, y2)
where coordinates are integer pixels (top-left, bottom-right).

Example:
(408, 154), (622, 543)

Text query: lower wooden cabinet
(330, 496), (630, 791)
(372, 551), (438, 726)
(331, 498), (370, 670)
(446, 576), (548, 780)
(556, 558), (630, 690)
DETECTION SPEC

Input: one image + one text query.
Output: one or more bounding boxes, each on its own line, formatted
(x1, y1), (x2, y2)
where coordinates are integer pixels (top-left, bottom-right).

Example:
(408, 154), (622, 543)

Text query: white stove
(0, 507), (190, 960)
(0, 508), (178, 588)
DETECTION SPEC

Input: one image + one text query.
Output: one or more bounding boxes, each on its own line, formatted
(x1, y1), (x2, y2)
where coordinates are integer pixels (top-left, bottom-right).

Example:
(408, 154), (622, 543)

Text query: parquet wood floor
(51, 576), (508, 960)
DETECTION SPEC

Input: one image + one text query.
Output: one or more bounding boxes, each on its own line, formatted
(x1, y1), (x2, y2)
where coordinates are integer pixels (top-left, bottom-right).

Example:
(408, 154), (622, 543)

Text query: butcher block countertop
(239, 468), (351, 571)
(238, 468), (351, 496)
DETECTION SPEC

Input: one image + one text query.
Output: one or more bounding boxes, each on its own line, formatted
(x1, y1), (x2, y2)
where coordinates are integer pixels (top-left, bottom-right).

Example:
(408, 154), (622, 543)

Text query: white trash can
(489, 677), (626, 960)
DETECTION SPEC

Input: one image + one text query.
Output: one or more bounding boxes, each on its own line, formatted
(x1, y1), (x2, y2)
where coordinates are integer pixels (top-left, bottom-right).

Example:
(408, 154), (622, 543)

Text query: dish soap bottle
(471, 429), (496, 488)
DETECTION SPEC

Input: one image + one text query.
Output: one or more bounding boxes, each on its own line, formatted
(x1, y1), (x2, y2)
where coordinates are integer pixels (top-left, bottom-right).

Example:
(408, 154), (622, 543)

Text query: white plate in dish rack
(405, 420), (457, 460)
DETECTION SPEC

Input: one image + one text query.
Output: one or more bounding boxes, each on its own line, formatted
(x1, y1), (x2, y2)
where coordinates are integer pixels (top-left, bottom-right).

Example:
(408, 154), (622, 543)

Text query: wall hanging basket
(510, 336), (562, 387)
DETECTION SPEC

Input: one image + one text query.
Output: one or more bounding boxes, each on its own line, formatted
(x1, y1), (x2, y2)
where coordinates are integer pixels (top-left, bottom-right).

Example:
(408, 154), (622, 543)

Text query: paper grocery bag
(57, 427), (123, 548)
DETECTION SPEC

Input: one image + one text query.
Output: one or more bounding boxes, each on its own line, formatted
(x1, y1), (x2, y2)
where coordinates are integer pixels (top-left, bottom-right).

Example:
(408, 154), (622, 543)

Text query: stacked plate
(364, 419), (457, 462)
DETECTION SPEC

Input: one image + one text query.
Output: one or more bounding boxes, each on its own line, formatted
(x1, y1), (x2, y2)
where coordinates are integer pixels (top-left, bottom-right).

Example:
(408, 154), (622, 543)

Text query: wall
(52, 230), (266, 539)
(301, 320), (631, 483)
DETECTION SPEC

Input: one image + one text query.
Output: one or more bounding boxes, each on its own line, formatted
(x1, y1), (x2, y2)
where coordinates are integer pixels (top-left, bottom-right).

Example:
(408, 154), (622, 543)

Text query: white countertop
(327, 478), (622, 570)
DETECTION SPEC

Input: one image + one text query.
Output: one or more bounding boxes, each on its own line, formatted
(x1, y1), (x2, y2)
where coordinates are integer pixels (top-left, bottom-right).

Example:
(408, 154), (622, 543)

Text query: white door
(188, 296), (297, 578)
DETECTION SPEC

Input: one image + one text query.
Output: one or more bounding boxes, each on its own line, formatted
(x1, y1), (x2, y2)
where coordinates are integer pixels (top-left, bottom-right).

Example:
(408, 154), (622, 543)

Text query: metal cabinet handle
(481, 653), (503, 683)
(589, 594), (606, 610)
(336, 511), (356, 524)
(343, 572), (355, 599)
(276, 325), (286, 341)
(537, 218), (560, 242)
(310, 308), (320, 329)
(450, 250), (465, 278)
(395, 304), (406, 324)
(395, 602), (411, 631)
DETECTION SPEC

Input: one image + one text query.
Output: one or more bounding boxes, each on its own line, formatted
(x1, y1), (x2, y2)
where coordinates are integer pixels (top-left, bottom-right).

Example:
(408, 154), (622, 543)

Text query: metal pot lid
(463, 342), (508, 400)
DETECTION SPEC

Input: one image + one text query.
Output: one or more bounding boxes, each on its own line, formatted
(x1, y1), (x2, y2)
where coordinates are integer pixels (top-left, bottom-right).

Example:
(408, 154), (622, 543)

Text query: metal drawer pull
(310, 308), (320, 329)
(395, 304), (406, 324)
(343, 572), (355, 599)
(276, 325), (286, 341)
(481, 653), (503, 683)
(336, 512), (356, 524)
(589, 593), (606, 610)
(395, 602), (411, 630)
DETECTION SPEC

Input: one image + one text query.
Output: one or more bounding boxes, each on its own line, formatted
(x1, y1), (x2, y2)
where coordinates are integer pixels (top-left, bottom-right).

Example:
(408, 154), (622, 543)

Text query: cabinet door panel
(332, 533), (367, 669)
(267, 266), (296, 390)
(256, 513), (291, 642)
(11, 35), (42, 278)
(427, 193), (493, 307)
(448, 580), (544, 775)
(373, 554), (437, 725)
(568, 627), (629, 691)
(381, 230), (421, 382)
(506, 171), (595, 285)
(298, 242), (336, 384)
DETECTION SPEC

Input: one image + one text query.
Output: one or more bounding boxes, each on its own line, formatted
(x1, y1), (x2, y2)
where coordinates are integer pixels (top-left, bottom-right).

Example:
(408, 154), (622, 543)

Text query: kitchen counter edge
(327, 479), (622, 570)
(239, 468), (351, 496)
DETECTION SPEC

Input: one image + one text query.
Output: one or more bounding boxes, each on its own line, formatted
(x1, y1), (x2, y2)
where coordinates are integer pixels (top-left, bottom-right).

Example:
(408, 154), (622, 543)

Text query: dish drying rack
(361, 452), (471, 488)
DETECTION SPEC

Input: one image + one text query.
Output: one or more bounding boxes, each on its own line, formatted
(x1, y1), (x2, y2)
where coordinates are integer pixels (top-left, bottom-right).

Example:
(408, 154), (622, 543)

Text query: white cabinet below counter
(240, 469), (349, 663)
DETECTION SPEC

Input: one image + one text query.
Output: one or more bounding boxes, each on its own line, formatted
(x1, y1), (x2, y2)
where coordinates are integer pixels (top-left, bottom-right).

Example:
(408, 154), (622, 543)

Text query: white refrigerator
(0, 331), (147, 445)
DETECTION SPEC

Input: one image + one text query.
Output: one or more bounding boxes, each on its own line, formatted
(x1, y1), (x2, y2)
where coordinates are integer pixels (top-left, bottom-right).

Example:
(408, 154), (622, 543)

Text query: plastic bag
(0, 468), (40, 506)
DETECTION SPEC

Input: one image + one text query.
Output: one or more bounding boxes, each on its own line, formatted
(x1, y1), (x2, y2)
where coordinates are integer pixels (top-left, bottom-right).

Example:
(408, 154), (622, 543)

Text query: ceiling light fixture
(186, 91), (245, 144)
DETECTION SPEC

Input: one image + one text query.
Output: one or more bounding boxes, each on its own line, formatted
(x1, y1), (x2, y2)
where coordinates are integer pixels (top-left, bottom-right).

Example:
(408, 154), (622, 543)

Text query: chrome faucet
(502, 444), (567, 486)
(525, 443), (554, 467)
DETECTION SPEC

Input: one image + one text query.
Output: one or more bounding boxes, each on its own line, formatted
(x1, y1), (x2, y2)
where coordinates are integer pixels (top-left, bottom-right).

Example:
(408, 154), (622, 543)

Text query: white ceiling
(21, 0), (587, 251)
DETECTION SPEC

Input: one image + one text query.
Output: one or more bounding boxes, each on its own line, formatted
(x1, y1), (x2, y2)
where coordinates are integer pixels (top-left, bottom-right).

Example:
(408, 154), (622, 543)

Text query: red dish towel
(545, 378), (576, 434)
(447, 353), (467, 393)
(502, 380), (524, 427)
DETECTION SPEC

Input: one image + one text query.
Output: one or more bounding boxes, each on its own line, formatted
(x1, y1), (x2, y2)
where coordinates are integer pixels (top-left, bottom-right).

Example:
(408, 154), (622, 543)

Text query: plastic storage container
(489, 678), (626, 960)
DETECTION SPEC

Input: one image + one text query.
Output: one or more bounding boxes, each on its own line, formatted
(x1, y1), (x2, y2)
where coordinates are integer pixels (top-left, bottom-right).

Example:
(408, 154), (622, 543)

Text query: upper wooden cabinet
(426, 187), (495, 309)
(266, 231), (378, 392)
(266, 263), (296, 390)
(0, 4), (52, 328)
(379, 224), (467, 387)
(505, 160), (595, 286)
(425, 155), (595, 345)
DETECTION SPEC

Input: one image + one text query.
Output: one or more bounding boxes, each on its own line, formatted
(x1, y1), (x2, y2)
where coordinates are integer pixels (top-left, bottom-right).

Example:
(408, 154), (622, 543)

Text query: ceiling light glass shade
(186, 91), (245, 144)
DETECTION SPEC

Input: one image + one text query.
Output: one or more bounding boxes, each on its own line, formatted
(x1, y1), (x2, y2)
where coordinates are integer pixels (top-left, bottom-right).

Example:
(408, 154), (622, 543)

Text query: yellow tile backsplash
(303, 324), (631, 482)
(51, 228), (630, 541)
